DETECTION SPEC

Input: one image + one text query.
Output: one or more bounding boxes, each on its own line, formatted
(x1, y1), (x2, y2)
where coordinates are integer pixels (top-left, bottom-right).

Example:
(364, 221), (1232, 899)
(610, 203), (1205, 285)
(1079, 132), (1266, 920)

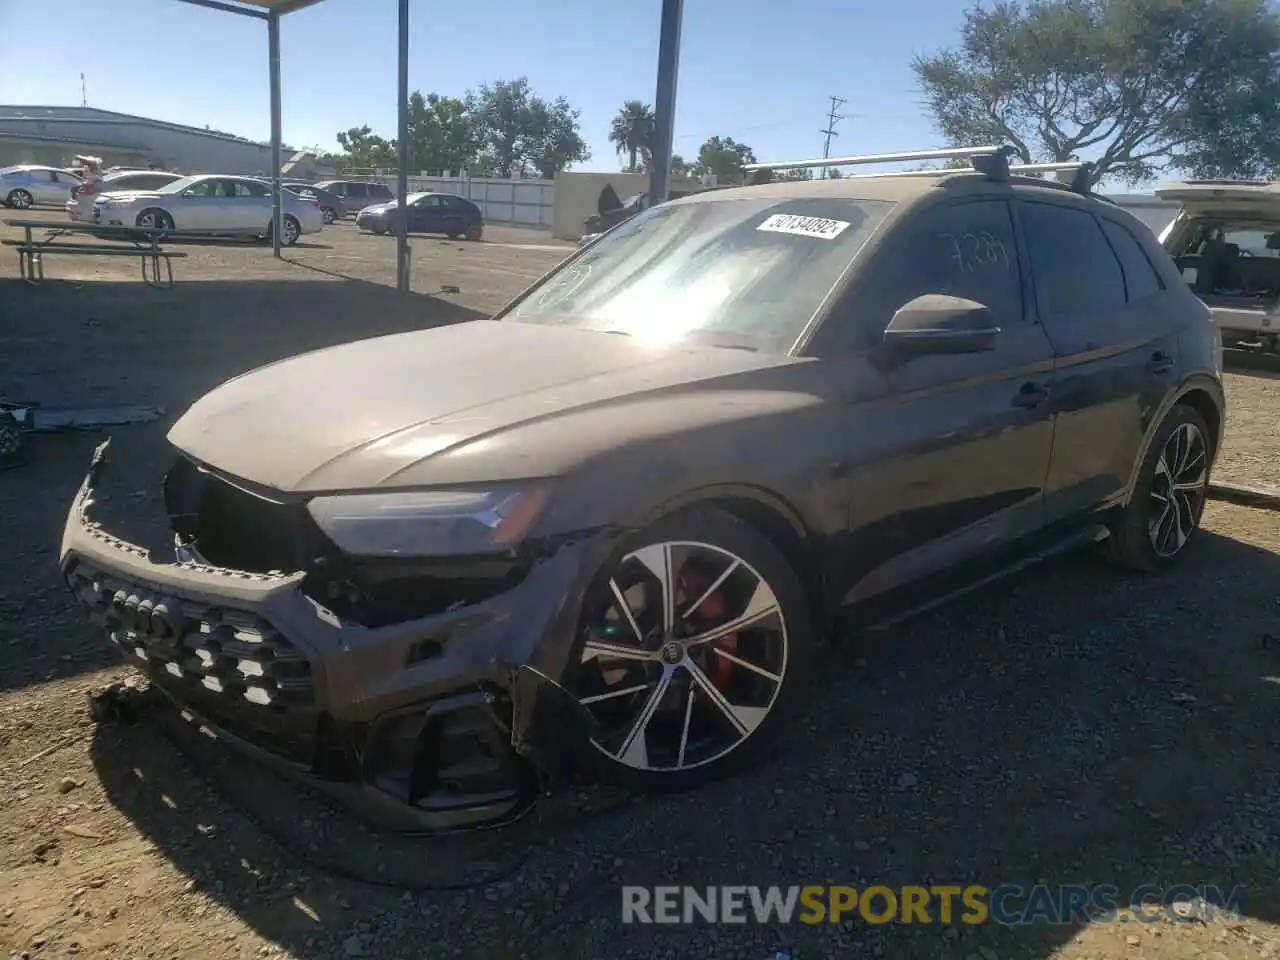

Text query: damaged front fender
(509, 664), (598, 787)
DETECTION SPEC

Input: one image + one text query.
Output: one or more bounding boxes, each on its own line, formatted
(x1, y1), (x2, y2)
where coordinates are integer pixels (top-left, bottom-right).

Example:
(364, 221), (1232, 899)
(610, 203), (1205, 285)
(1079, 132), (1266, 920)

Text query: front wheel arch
(622, 483), (829, 633)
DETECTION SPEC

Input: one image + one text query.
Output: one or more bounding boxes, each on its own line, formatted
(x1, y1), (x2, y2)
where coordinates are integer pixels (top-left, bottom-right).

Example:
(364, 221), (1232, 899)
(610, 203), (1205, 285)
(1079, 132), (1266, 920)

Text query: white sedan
(92, 174), (324, 245)
(1, 165), (82, 209)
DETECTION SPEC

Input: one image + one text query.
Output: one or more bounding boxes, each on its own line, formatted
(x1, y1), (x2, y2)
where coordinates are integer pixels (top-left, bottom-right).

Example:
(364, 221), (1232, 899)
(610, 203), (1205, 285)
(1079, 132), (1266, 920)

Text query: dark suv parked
(312, 179), (395, 218)
(59, 146), (1224, 833)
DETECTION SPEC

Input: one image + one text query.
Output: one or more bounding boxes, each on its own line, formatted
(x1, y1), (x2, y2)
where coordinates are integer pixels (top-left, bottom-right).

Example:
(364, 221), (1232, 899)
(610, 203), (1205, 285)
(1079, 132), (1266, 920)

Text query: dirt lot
(1, 216), (1279, 960)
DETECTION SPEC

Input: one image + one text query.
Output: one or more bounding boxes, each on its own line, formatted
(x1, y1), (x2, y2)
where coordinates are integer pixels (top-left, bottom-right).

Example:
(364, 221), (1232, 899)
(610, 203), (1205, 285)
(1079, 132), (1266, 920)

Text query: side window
(234, 181), (269, 197)
(43, 170), (59, 182)
(1100, 219), (1164, 302)
(185, 179), (217, 198)
(348, 183), (369, 199)
(863, 199), (1024, 340)
(370, 184), (392, 200)
(1020, 202), (1127, 318)
(327, 183), (346, 197)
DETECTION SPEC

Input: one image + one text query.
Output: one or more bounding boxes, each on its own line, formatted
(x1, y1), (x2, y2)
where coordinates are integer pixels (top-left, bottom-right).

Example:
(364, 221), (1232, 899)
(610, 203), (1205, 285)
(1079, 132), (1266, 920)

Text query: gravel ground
(1, 215), (1279, 960)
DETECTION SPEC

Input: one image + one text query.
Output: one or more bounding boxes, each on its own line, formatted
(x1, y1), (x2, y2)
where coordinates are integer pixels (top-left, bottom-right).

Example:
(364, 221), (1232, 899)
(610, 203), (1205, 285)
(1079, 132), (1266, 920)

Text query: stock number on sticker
(757, 214), (851, 239)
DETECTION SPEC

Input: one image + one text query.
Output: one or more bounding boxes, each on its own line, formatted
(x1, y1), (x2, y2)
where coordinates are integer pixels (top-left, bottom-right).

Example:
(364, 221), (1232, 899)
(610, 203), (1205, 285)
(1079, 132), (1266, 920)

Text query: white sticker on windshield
(756, 213), (851, 239)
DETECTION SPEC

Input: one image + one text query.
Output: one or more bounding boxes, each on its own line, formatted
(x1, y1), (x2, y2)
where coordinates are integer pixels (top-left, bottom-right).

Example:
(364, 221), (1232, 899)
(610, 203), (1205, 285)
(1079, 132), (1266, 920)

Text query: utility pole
(80, 74), (87, 108)
(820, 95), (847, 176)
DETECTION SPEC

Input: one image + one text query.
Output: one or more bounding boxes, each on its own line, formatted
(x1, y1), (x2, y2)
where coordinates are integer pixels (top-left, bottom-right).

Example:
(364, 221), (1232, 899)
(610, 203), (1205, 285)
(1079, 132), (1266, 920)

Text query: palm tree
(609, 101), (655, 172)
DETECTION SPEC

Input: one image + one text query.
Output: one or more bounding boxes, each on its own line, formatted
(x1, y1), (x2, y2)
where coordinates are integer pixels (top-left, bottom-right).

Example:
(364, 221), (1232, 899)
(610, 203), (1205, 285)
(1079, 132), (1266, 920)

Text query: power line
(820, 95), (848, 161)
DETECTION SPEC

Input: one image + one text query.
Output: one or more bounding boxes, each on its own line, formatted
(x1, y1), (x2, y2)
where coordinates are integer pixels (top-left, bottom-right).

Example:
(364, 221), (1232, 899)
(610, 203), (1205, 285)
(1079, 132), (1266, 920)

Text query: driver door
(835, 196), (1058, 604)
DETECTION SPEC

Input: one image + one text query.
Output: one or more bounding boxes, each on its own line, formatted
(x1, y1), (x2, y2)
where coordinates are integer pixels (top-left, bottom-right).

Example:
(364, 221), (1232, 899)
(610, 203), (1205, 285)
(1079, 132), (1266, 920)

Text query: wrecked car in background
(61, 145), (1224, 832)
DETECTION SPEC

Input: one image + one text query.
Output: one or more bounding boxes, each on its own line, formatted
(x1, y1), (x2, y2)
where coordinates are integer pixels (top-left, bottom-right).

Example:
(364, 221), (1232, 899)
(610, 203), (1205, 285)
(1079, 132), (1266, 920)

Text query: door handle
(1012, 382), (1050, 408)
(1147, 351), (1175, 374)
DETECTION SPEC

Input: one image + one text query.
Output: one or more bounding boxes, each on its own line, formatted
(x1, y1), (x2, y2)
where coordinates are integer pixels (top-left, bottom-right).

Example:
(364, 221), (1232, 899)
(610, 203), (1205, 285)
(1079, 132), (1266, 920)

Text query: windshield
(502, 195), (893, 350)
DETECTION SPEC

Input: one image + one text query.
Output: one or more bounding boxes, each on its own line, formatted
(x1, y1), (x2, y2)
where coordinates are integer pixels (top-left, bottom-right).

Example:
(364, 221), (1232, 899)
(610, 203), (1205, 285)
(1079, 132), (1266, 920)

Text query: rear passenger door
(837, 197), (1058, 603)
(439, 196), (471, 235)
(1018, 200), (1178, 522)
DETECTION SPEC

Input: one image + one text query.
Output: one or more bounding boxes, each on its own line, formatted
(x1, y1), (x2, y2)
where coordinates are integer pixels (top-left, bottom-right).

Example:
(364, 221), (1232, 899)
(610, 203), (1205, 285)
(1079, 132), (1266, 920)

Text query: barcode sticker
(756, 214), (851, 239)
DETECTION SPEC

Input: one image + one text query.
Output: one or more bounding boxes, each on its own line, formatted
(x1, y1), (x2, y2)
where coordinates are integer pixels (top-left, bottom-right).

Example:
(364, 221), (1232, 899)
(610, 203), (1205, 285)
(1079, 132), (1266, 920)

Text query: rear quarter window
(1100, 218), (1164, 301)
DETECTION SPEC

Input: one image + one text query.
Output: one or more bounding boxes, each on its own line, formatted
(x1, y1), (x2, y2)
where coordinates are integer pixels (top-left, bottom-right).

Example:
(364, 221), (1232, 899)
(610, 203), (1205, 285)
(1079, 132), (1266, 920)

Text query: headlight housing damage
(306, 485), (552, 558)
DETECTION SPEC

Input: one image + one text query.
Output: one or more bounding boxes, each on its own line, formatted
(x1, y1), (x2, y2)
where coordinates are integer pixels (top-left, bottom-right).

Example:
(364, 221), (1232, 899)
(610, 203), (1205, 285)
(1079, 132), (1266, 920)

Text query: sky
(0, 0), (968, 174)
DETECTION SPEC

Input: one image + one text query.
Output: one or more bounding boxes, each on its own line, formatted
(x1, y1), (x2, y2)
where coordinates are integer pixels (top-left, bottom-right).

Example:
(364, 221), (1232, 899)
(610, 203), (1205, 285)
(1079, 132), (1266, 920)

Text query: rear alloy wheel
(1109, 403), (1211, 571)
(136, 209), (173, 232)
(465, 221), (483, 241)
(6, 189), (33, 210)
(268, 215), (301, 246)
(568, 508), (811, 791)
(321, 206), (337, 225)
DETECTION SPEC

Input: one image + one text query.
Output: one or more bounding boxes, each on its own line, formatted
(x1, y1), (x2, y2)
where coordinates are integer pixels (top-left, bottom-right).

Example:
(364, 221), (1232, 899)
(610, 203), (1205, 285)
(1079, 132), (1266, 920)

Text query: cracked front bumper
(59, 441), (604, 832)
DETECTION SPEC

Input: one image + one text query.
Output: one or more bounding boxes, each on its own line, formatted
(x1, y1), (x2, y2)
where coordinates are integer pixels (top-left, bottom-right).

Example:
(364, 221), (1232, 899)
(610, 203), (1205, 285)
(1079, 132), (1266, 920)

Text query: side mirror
(882, 295), (1000, 357)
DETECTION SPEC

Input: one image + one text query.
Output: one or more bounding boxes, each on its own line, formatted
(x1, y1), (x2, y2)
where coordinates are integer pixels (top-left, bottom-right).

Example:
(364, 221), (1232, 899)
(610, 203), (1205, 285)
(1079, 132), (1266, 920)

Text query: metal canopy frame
(172, 0), (412, 291)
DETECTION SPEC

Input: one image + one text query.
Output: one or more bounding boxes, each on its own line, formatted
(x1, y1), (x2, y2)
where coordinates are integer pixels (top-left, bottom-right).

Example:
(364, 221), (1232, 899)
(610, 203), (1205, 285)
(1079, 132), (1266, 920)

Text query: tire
(321, 206), (337, 225)
(6, 189), (34, 210)
(267, 215), (301, 246)
(1109, 403), (1213, 572)
(564, 505), (813, 793)
(135, 209), (173, 232)
(464, 221), (483, 241)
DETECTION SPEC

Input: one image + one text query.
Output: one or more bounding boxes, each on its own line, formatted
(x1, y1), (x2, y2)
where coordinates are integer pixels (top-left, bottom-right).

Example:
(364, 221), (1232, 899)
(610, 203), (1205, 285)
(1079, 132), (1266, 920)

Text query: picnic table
(2, 219), (187, 289)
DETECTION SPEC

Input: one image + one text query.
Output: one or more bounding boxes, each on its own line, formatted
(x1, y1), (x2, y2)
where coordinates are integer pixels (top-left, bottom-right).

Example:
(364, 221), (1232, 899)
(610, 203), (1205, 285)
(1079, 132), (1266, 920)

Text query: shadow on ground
(86, 527), (1280, 959)
(0, 277), (483, 410)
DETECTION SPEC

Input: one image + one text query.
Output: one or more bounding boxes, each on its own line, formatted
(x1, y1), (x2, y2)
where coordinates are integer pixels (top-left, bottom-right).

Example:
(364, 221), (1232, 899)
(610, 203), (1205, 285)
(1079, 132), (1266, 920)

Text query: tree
(610, 101), (655, 172)
(669, 154), (691, 178)
(405, 91), (475, 174)
(913, 0), (1280, 185)
(465, 77), (588, 177)
(465, 78), (536, 176)
(778, 168), (814, 181)
(335, 125), (396, 169)
(692, 136), (757, 182)
(523, 96), (590, 179)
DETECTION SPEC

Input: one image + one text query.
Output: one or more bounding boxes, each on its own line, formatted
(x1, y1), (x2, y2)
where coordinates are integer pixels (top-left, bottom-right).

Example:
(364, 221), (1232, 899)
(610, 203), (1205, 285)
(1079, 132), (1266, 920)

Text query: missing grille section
(305, 556), (531, 629)
(165, 457), (322, 574)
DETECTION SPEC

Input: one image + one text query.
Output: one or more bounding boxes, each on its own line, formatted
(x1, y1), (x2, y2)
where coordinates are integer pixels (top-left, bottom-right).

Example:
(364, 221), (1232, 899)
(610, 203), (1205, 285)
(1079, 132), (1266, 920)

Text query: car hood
(358, 203), (396, 215)
(167, 319), (796, 493)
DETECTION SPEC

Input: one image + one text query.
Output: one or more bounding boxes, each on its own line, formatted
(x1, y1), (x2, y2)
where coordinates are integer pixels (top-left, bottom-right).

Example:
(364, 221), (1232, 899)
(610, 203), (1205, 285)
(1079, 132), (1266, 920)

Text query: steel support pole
(395, 0), (410, 292)
(647, 0), (684, 204)
(268, 10), (283, 258)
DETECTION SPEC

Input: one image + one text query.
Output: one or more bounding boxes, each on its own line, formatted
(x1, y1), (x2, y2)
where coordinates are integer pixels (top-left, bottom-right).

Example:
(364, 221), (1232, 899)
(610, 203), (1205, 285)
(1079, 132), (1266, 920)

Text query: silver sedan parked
(1, 164), (83, 209)
(91, 174), (324, 245)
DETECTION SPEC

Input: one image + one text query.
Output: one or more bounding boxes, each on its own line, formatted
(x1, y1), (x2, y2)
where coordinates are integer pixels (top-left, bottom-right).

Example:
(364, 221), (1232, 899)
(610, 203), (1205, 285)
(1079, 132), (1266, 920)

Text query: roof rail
(741, 145), (1007, 174)
(742, 145), (1097, 196)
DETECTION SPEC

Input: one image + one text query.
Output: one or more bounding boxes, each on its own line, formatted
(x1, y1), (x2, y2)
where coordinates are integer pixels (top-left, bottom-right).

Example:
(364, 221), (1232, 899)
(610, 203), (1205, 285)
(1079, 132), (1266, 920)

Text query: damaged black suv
(60, 146), (1225, 832)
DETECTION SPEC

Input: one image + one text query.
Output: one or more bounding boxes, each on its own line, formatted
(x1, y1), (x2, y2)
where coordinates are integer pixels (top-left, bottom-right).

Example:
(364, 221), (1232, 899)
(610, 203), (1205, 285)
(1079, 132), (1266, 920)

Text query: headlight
(306, 485), (551, 558)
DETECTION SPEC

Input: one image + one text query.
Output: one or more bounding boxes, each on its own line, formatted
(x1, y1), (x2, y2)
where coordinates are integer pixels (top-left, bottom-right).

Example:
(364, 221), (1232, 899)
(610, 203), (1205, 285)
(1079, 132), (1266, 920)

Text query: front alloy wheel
(569, 509), (810, 789)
